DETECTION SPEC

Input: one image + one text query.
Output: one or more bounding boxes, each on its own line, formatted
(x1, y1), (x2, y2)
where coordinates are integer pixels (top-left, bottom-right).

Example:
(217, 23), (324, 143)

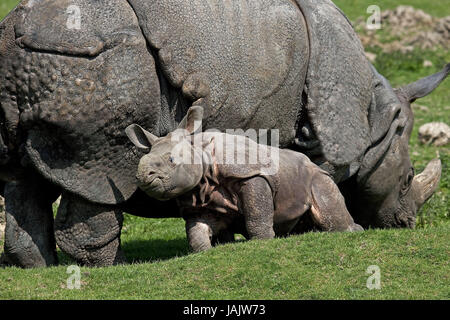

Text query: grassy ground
(0, 223), (449, 300)
(0, 1), (449, 300)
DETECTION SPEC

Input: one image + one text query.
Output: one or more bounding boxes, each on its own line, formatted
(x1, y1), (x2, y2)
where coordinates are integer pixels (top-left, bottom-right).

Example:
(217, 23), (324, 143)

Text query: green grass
(0, 0), (449, 300)
(0, 0), (19, 21)
(1, 221), (449, 299)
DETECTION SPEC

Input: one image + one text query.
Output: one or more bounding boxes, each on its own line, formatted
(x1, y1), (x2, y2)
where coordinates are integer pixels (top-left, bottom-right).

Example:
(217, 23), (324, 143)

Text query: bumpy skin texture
(55, 192), (125, 266)
(0, 0), (164, 267)
(0, 5), (22, 178)
(3, 0), (162, 205)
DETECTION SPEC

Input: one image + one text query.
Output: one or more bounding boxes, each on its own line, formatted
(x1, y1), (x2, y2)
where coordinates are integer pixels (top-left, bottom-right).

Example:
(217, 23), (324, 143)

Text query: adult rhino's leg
(1, 174), (60, 268)
(55, 192), (125, 267)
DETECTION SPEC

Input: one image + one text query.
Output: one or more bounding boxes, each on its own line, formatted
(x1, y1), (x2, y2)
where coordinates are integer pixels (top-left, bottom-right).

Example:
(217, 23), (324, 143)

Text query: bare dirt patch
(355, 6), (450, 53)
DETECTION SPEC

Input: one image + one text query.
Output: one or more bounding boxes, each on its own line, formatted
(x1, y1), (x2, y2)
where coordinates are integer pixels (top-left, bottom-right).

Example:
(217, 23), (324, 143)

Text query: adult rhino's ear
(178, 106), (204, 135)
(401, 63), (450, 103)
(125, 124), (159, 152)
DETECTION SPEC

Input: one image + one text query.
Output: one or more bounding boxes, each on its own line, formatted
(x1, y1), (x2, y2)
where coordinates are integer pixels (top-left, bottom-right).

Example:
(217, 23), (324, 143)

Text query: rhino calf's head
(126, 106), (207, 201)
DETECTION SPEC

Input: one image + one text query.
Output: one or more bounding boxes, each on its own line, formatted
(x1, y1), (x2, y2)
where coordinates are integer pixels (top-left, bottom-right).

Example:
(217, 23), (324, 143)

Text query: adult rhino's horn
(413, 159), (442, 208)
(401, 63), (450, 103)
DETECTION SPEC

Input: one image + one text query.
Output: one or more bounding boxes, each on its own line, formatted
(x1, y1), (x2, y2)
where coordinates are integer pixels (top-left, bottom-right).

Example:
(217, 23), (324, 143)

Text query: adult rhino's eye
(401, 167), (415, 194)
(169, 155), (175, 164)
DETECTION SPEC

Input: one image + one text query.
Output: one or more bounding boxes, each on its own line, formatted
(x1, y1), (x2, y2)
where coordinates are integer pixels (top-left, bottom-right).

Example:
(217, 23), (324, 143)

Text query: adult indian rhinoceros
(0, 0), (447, 268)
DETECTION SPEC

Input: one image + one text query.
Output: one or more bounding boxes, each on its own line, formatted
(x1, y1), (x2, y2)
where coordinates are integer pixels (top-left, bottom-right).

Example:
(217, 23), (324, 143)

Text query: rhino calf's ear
(202, 137), (216, 156)
(125, 124), (159, 152)
(178, 105), (204, 135)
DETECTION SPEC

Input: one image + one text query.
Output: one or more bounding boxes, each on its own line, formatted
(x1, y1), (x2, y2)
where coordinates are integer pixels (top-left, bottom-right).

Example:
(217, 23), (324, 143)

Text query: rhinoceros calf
(126, 106), (363, 252)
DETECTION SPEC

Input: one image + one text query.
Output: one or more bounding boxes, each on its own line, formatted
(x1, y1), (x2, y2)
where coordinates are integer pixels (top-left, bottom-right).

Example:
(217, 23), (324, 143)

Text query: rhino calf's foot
(55, 192), (126, 267)
(348, 223), (364, 232)
(310, 172), (362, 232)
(185, 211), (238, 252)
(3, 174), (60, 268)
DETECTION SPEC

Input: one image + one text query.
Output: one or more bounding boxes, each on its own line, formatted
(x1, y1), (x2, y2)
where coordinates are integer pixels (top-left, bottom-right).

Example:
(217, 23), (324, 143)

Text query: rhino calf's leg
(2, 174), (60, 268)
(185, 218), (213, 253)
(238, 177), (276, 240)
(310, 173), (363, 232)
(185, 211), (237, 252)
(55, 192), (126, 267)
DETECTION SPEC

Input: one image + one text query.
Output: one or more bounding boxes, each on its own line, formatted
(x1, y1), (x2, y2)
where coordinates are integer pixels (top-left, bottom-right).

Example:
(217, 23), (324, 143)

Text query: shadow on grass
(122, 238), (190, 264)
(54, 238), (190, 266)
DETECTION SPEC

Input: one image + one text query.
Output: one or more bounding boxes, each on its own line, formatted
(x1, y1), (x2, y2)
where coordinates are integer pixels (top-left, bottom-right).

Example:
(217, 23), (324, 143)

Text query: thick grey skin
(55, 192), (126, 266)
(0, 0), (447, 267)
(126, 106), (363, 252)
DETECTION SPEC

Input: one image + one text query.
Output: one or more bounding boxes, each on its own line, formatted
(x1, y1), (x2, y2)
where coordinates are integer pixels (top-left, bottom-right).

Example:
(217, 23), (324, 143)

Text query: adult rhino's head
(355, 64), (448, 228)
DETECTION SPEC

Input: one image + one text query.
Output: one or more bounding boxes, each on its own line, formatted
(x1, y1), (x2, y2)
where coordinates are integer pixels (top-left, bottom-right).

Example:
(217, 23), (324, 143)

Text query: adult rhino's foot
(3, 174), (60, 268)
(55, 192), (126, 267)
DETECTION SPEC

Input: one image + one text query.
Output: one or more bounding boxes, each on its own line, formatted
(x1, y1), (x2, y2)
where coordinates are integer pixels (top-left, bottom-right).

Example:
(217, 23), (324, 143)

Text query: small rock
(365, 52), (377, 63)
(418, 122), (450, 146)
(423, 60), (433, 67)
